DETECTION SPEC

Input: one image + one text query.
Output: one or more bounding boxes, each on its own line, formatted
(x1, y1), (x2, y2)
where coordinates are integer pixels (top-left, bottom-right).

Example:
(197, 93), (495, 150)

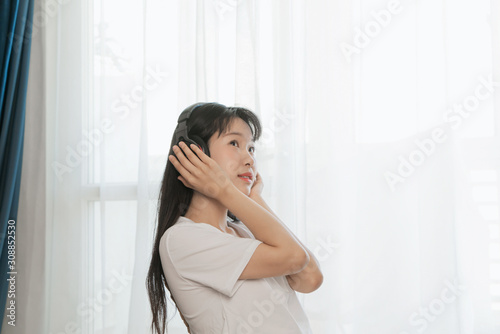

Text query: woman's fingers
(169, 141), (232, 200)
(177, 175), (190, 188)
(187, 143), (211, 164)
(178, 142), (206, 169)
(168, 153), (190, 181)
(168, 154), (189, 176)
(169, 143), (210, 188)
(171, 143), (198, 175)
(169, 155), (198, 190)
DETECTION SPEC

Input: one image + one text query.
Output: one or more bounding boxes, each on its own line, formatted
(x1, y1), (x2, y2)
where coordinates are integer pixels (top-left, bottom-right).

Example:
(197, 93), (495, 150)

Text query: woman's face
(208, 118), (257, 196)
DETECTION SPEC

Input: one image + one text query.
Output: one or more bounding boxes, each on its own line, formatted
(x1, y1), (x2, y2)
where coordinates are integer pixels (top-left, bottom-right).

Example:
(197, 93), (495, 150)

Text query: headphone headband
(177, 103), (205, 123)
(174, 102), (211, 156)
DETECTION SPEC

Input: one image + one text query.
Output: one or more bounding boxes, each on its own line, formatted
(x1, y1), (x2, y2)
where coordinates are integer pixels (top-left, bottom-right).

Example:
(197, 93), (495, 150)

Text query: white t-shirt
(159, 215), (313, 334)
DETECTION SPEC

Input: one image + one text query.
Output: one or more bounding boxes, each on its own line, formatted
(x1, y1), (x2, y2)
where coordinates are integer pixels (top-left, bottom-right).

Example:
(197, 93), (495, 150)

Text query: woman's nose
(244, 151), (255, 166)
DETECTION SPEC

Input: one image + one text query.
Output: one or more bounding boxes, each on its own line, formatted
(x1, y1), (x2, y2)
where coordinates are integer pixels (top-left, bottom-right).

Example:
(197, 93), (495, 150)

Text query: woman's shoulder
(228, 220), (256, 239)
(160, 217), (228, 259)
(161, 216), (256, 243)
(163, 216), (219, 237)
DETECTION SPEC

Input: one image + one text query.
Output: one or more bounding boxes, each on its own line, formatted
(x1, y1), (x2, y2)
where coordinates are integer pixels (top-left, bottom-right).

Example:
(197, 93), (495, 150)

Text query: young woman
(146, 102), (323, 334)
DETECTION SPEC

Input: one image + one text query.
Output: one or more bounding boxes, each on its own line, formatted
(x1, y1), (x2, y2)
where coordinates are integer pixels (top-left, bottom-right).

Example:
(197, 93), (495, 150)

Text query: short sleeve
(165, 222), (262, 297)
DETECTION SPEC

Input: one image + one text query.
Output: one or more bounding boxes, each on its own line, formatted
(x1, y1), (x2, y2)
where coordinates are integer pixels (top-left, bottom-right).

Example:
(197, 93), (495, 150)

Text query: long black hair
(146, 102), (262, 334)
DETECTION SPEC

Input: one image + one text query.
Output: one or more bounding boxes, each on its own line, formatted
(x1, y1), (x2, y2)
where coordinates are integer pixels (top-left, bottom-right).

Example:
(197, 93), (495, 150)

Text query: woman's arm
(218, 184), (311, 279)
(169, 142), (310, 279)
(248, 193), (323, 293)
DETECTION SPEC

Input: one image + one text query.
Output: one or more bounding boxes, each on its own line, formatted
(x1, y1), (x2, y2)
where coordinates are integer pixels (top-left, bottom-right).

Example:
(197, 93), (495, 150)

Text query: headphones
(173, 103), (211, 157)
(174, 102), (240, 222)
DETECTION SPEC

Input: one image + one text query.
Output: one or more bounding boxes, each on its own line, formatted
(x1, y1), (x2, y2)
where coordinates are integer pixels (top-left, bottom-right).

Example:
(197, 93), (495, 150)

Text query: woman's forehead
(220, 118), (253, 140)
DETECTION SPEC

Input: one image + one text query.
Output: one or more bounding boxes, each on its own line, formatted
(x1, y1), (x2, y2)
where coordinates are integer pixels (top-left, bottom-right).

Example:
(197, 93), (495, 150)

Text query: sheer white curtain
(4, 0), (500, 333)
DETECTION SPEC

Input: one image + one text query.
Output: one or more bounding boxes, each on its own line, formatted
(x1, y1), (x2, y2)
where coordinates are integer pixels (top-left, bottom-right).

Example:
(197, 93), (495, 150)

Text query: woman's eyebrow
(222, 132), (254, 143)
(223, 132), (254, 141)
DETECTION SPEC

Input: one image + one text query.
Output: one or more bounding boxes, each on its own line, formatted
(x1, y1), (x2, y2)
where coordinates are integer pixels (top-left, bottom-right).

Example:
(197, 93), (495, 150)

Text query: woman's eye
(249, 147), (255, 153)
(230, 140), (238, 147)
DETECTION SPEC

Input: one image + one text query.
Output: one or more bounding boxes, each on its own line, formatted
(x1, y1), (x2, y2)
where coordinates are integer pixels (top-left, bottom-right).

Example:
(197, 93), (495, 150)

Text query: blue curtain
(0, 0), (34, 329)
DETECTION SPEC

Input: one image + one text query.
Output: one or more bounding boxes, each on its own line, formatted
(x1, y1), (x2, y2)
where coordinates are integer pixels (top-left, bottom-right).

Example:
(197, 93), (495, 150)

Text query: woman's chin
(236, 184), (252, 196)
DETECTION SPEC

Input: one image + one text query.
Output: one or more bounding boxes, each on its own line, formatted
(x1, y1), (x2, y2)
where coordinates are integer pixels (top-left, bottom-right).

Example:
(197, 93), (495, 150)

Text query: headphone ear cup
(189, 135), (210, 157)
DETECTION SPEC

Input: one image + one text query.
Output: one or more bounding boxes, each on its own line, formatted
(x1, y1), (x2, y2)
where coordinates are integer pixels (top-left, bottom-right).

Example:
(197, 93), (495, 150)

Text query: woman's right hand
(248, 172), (264, 199)
(168, 141), (233, 201)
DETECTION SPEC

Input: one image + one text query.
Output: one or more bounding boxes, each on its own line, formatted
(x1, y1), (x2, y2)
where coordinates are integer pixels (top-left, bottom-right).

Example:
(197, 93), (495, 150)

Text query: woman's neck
(184, 191), (230, 232)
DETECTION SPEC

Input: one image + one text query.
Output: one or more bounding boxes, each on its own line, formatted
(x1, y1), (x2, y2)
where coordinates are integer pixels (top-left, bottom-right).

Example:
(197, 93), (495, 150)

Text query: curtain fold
(0, 0), (34, 331)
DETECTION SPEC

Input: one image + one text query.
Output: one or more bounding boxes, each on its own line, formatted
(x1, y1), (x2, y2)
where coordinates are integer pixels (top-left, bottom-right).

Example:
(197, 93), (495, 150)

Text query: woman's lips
(237, 172), (253, 183)
(238, 176), (253, 183)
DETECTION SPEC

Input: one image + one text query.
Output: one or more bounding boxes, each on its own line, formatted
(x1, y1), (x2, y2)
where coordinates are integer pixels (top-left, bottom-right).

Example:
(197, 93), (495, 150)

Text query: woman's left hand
(249, 172), (264, 199)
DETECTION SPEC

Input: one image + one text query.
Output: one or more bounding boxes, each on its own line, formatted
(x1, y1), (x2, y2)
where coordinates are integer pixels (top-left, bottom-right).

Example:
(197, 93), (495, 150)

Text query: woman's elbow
(309, 271), (323, 292)
(287, 269), (324, 293)
(289, 248), (310, 274)
(299, 271), (324, 293)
